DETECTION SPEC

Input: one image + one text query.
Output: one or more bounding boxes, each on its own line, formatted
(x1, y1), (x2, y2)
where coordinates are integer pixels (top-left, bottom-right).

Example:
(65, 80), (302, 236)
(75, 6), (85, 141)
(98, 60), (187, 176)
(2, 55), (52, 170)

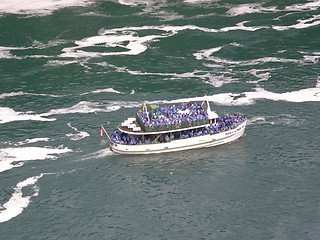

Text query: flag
(100, 126), (106, 139)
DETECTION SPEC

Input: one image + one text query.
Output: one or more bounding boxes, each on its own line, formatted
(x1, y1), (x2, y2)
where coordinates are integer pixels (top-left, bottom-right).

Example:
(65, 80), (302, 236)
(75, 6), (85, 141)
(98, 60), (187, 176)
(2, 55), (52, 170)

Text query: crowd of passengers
(137, 103), (208, 127)
(110, 114), (246, 145)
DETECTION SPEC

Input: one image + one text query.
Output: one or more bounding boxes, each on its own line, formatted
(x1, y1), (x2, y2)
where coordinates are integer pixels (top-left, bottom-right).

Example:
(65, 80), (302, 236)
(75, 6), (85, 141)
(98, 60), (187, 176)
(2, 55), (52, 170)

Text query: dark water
(0, 0), (320, 239)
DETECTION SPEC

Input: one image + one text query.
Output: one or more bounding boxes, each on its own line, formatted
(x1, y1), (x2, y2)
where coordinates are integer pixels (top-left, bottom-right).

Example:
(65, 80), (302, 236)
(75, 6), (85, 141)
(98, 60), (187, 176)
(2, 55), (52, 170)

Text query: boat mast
(205, 97), (218, 125)
(143, 103), (150, 121)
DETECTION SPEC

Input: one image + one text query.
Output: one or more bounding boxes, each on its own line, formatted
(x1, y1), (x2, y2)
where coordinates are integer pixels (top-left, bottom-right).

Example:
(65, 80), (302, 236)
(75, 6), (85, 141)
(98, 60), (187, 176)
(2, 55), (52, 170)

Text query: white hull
(110, 121), (246, 155)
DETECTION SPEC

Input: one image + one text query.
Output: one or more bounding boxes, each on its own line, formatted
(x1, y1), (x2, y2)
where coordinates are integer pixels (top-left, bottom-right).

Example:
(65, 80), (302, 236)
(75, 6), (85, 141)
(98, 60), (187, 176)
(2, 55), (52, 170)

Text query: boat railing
(110, 115), (246, 145)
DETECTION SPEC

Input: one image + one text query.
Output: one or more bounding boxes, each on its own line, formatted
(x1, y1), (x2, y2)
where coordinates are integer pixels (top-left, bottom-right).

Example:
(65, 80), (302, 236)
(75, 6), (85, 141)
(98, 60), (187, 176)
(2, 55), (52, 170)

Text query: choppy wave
(0, 147), (72, 173)
(100, 62), (236, 87)
(0, 174), (43, 223)
(60, 23), (267, 59)
(51, 20), (318, 64)
(1, 0), (318, 17)
(1, 16), (319, 63)
(99, 53), (302, 88)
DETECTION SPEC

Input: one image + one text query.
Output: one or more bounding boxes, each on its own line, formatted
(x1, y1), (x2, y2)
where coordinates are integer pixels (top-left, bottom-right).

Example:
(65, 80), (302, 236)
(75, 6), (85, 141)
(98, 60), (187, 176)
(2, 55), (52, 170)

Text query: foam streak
(0, 174), (44, 223)
(0, 147), (72, 173)
(0, 107), (56, 124)
(66, 123), (90, 141)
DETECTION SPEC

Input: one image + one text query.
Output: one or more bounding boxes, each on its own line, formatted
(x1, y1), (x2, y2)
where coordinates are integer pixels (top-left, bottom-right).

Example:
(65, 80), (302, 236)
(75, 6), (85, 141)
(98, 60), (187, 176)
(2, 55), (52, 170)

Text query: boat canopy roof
(205, 99), (218, 119)
(207, 110), (218, 119)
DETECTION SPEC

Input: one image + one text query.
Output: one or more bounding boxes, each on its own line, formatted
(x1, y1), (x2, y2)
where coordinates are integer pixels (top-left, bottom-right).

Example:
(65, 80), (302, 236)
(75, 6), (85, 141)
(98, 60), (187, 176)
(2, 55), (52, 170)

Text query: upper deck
(135, 102), (214, 133)
(118, 119), (211, 136)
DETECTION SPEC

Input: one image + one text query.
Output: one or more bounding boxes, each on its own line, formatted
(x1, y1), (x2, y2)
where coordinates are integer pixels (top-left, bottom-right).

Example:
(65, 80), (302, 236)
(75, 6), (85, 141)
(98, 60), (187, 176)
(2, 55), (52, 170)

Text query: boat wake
(80, 147), (114, 161)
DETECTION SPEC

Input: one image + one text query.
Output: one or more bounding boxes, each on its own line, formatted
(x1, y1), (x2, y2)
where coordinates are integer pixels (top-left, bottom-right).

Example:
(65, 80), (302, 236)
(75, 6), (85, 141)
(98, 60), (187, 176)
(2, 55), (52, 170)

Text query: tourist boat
(100, 100), (247, 154)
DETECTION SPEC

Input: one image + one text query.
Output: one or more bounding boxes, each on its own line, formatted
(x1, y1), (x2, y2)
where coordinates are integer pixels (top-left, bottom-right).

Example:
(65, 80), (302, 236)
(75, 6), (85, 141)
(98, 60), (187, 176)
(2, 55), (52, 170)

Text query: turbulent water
(0, 0), (320, 239)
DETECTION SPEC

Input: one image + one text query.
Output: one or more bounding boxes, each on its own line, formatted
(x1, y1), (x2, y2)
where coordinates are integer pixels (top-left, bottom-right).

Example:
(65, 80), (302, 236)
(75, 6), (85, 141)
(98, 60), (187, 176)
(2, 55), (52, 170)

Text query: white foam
(0, 39), (67, 60)
(0, 91), (63, 99)
(117, 0), (148, 6)
(41, 101), (121, 116)
(44, 60), (79, 67)
(0, 107), (56, 124)
(171, 86), (320, 106)
(227, 3), (278, 17)
(193, 46), (223, 60)
(0, 146), (72, 173)
(59, 23), (270, 60)
(316, 77), (320, 88)
(60, 32), (157, 58)
(184, 0), (215, 3)
(0, 46), (26, 59)
(101, 62), (236, 87)
(248, 116), (267, 124)
(193, 42), (241, 60)
(303, 54), (320, 64)
(0, 0), (94, 16)
(0, 49), (15, 59)
(85, 148), (114, 160)
(16, 138), (51, 146)
(193, 45), (302, 66)
(0, 91), (25, 99)
(0, 174), (43, 223)
(285, 0), (320, 11)
(80, 88), (123, 95)
(226, 1), (320, 18)
(66, 123), (90, 141)
(31, 39), (68, 49)
(4, 23), (268, 61)
(245, 69), (273, 84)
(1, 138), (50, 147)
(273, 14), (320, 31)
(96, 148), (115, 157)
(220, 21), (267, 32)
